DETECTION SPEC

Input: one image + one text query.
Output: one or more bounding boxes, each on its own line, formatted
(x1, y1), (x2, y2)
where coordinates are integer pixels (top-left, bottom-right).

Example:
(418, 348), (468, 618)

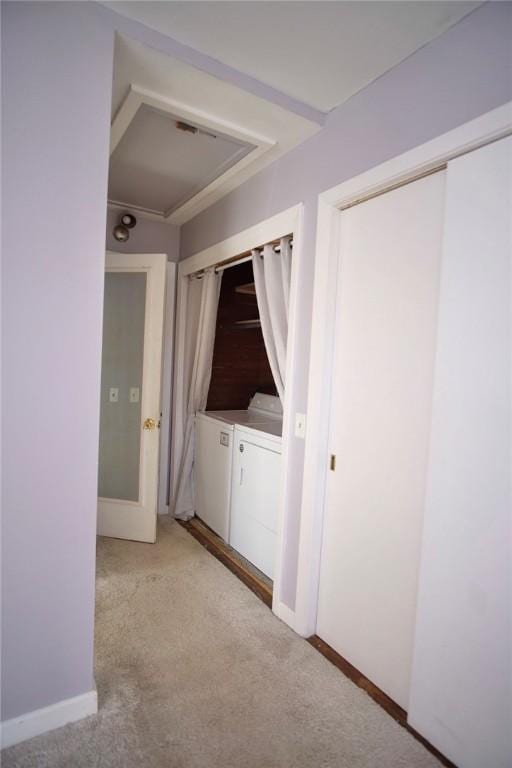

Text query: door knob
(143, 418), (159, 430)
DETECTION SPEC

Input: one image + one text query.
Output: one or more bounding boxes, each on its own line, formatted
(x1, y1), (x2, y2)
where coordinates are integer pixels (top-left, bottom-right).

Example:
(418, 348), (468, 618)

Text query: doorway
(181, 246), (288, 587)
(171, 205), (304, 624)
(187, 258), (278, 593)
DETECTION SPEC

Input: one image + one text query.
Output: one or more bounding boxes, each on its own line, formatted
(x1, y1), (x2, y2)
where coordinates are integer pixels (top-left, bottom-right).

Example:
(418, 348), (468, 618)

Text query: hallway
(4, 520), (442, 768)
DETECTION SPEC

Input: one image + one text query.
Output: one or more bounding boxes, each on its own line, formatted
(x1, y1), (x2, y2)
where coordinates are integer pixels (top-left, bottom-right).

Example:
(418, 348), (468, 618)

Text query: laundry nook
(174, 237), (293, 585)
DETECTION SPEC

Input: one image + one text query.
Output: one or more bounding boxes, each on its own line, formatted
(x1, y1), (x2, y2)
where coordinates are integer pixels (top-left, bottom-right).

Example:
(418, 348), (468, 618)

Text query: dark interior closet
(206, 261), (276, 410)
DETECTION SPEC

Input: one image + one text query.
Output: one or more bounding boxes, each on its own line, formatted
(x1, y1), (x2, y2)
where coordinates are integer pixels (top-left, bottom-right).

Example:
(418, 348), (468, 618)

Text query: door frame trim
(295, 101), (512, 638)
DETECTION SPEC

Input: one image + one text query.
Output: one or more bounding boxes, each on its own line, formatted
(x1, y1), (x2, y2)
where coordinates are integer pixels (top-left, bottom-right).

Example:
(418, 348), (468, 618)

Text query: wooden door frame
(170, 204), (304, 628)
(295, 101), (512, 638)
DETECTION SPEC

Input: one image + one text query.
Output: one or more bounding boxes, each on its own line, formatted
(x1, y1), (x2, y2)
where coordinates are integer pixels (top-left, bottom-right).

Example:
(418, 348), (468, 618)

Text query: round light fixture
(121, 213), (137, 229)
(113, 223), (130, 242)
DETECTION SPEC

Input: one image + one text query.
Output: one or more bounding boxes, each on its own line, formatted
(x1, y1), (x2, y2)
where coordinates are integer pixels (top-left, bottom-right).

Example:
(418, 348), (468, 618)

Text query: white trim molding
(294, 101), (512, 638)
(1, 689), (98, 750)
(110, 85), (274, 158)
(179, 205), (301, 277)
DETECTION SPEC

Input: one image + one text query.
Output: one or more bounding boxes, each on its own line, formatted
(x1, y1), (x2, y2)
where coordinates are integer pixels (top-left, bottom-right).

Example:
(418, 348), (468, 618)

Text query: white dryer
(194, 394), (282, 541)
(229, 422), (282, 579)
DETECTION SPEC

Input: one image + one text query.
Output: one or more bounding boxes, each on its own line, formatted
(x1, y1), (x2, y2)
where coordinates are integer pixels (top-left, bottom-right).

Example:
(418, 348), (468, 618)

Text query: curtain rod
(189, 235), (293, 279)
(214, 236), (293, 275)
(215, 254), (253, 274)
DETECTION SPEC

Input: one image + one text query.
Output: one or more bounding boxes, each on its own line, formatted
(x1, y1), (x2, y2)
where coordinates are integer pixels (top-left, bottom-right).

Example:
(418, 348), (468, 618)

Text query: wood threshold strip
(307, 636), (457, 768)
(177, 518), (273, 608)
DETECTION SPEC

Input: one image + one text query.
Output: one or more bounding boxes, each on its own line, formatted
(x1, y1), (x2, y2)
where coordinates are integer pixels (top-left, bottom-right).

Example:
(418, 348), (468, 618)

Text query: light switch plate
(129, 387), (140, 403)
(295, 412), (306, 439)
(109, 387), (119, 403)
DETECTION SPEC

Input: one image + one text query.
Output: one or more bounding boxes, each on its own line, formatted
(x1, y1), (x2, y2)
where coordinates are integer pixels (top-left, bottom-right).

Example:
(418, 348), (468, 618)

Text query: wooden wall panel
(206, 261), (276, 411)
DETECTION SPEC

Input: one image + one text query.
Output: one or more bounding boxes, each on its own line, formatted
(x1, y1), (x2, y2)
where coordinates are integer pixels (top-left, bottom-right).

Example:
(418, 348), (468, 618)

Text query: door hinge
(330, 454), (336, 471)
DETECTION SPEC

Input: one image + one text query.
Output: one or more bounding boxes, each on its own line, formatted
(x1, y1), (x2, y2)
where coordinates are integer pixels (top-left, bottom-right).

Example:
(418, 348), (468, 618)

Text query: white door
(408, 136), (512, 768)
(97, 252), (166, 543)
(229, 429), (281, 578)
(316, 170), (446, 709)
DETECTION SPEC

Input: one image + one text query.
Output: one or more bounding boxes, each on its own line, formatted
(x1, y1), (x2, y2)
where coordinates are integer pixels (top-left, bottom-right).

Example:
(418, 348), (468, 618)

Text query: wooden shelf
(234, 319), (261, 329)
(235, 282), (256, 296)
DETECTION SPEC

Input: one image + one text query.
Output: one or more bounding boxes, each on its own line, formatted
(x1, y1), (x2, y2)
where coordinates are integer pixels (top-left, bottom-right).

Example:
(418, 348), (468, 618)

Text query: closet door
(408, 136), (511, 768)
(316, 170), (446, 709)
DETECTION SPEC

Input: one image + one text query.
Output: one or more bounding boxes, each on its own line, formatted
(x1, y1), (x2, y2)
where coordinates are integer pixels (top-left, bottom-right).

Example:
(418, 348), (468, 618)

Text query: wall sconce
(113, 213), (137, 242)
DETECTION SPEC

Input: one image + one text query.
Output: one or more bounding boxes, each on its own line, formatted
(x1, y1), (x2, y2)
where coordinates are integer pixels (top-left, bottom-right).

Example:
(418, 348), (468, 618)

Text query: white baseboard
(1, 688), (97, 750)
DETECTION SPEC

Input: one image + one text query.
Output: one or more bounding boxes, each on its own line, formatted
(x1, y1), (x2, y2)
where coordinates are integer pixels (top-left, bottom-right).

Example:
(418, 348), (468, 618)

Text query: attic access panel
(108, 103), (255, 217)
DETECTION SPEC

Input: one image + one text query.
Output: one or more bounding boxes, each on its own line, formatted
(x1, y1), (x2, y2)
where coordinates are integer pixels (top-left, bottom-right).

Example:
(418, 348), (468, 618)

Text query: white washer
(194, 394), (282, 541)
(229, 422), (282, 579)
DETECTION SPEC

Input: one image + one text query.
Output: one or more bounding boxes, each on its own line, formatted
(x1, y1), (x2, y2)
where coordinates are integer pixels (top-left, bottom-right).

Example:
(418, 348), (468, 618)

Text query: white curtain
(173, 268), (222, 519)
(252, 237), (292, 401)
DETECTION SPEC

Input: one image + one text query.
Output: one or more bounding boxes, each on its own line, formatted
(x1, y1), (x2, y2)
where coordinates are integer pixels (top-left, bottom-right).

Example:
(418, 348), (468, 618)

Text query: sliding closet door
(408, 137), (511, 768)
(316, 170), (446, 710)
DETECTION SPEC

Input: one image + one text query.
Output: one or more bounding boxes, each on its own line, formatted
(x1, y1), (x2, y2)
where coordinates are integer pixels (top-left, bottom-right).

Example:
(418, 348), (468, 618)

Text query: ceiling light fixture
(113, 212), (137, 242)
(121, 213), (137, 229)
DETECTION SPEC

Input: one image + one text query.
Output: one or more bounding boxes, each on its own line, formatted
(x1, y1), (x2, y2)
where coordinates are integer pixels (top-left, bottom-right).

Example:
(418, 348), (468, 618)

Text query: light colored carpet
(3, 518), (441, 768)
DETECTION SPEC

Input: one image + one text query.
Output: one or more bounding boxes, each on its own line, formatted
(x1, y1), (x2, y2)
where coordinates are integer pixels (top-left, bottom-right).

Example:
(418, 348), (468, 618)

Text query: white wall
(408, 137), (512, 768)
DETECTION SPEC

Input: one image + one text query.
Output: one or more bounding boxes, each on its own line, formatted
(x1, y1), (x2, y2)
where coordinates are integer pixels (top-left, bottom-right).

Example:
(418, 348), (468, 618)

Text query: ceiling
(104, 1), (481, 113)
(108, 36), (320, 224)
